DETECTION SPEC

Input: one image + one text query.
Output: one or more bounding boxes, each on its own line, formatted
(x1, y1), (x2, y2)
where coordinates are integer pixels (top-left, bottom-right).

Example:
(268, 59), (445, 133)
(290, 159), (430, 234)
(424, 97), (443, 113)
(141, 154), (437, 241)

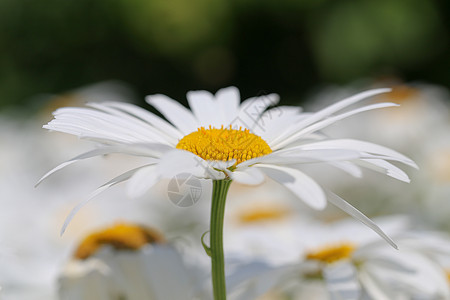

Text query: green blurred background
(1, 0), (449, 112)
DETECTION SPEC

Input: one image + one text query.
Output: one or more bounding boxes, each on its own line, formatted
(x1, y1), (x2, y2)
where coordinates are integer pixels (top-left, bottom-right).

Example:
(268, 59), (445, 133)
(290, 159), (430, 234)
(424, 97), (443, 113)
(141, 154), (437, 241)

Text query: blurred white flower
(227, 216), (450, 300)
(0, 82), (206, 299)
(58, 223), (208, 300)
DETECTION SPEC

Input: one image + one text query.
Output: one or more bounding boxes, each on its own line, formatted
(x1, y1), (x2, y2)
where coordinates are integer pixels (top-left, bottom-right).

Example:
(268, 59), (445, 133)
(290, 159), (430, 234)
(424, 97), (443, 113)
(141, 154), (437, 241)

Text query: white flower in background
(226, 216), (450, 300)
(223, 181), (315, 266)
(0, 82), (206, 299)
(39, 87), (417, 246)
(58, 223), (208, 300)
(417, 126), (450, 230)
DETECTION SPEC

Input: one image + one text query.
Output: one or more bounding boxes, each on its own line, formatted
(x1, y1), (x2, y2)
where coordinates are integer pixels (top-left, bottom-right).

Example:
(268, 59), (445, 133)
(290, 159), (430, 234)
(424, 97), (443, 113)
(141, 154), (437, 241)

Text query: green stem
(210, 179), (232, 300)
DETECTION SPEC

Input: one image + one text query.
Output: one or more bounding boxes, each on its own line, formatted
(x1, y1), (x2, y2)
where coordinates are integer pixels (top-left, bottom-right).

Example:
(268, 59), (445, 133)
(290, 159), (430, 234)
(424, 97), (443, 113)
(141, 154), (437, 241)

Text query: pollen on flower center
(176, 126), (272, 164)
(305, 243), (355, 264)
(74, 223), (165, 260)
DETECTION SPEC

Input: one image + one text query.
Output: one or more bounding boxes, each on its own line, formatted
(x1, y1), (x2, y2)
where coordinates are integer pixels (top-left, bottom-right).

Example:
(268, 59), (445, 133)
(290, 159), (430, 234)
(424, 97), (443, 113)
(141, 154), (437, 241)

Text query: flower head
(58, 223), (207, 300)
(226, 217), (450, 300)
(39, 87), (416, 244)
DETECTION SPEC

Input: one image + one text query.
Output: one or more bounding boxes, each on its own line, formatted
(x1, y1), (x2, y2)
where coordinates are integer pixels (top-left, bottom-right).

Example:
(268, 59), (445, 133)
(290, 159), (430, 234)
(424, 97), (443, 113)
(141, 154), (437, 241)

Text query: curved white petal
(126, 165), (159, 198)
(238, 149), (361, 168)
(293, 139), (417, 168)
(36, 144), (166, 187)
(270, 88), (391, 146)
(146, 94), (199, 135)
(90, 101), (183, 142)
(326, 192), (398, 249)
(357, 159), (411, 182)
(255, 164), (326, 210)
(46, 107), (171, 144)
(273, 102), (398, 149)
(60, 166), (152, 235)
(226, 168), (265, 185)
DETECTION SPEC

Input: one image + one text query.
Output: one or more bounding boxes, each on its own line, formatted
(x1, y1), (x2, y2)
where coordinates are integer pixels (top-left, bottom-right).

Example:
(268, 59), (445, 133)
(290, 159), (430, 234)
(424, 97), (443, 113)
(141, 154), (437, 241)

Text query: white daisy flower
(39, 87), (416, 245)
(227, 216), (450, 300)
(58, 223), (208, 300)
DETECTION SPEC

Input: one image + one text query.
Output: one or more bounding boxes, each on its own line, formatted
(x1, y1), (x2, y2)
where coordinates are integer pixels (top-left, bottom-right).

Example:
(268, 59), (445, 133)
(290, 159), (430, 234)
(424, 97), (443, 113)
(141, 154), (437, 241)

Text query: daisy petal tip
(315, 199), (327, 211)
(59, 226), (67, 237)
(377, 87), (392, 94)
(220, 86), (239, 93)
(186, 89), (212, 99)
(144, 94), (164, 105)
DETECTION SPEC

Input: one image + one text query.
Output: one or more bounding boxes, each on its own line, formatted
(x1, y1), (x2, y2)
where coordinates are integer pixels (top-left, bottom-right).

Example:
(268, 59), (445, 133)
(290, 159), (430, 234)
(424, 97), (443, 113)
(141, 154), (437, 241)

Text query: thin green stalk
(209, 179), (232, 300)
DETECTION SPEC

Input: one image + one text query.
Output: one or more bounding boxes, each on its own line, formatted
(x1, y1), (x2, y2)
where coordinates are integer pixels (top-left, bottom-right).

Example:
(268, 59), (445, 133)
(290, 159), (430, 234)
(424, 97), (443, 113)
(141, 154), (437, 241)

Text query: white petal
(90, 101), (183, 142)
(60, 166), (150, 235)
(238, 149), (361, 169)
(254, 106), (303, 142)
(273, 102), (398, 149)
(323, 262), (361, 300)
(146, 94), (199, 135)
(269, 88), (391, 146)
(36, 147), (116, 187)
(47, 107), (165, 144)
(363, 252), (450, 298)
(136, 245), (199, 300)
(255, 164), (326, 210)
(271, 149), (362, 163)
(36, 144), (166, 187)
(328, 161), (363, 178)
(186, 90), (221, 127)
(235, 94), (279, 131)
(227, 261), (307, 300)
(294, 139), (417, 168)
(126, 165), (159, 198)
(326, 192), (398, 249)
(358, 159), (411, 182)
(215, 86), (240, 126)
(157, 150), (208, 179)
(358, 269), (392, 300)
(226, 168), (265, 185)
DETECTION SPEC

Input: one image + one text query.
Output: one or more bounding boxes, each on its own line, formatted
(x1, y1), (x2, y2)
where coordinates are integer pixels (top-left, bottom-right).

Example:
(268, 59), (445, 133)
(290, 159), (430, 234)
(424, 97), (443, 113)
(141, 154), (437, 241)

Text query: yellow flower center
(446, 270), (450, 284)
(305, 243), (355, 264)
(74, 223), (165, 260)
(176, 126), (272, 165)
(239, 206), (289, 224)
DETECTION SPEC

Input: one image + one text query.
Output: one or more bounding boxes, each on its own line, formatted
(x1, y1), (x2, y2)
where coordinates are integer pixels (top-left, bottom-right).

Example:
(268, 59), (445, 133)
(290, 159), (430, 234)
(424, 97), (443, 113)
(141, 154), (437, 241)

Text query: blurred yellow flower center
(386, 85), (419, 103)
(305, 243), (355, 264)
(176, 126), (272, 164)
(429, 149), (450, 183)
(446, 270), (450, 284)
(74, 223), (165, 260)
(239, 207), (289, 223)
